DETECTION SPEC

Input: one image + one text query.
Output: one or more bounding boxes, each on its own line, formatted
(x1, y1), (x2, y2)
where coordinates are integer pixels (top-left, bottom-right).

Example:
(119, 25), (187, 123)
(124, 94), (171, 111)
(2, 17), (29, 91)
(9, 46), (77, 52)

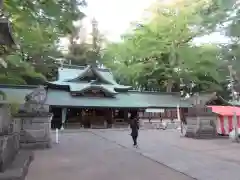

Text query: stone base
(14, 114), (53, 150)
(0, 150), (34, 180)
(185, 127), (217, 139)
(20, 141), (51, 150)
(185, 116), (217, 139)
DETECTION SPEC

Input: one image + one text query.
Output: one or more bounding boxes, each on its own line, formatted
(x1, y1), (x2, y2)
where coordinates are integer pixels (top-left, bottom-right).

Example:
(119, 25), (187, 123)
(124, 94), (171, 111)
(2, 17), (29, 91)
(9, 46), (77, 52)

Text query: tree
(103, 0), (236, 94)
(4, 0), (86, 52)
(65, 18), (105, 66)
(0, 0), (87, 84)
(216, 1), (240, 97)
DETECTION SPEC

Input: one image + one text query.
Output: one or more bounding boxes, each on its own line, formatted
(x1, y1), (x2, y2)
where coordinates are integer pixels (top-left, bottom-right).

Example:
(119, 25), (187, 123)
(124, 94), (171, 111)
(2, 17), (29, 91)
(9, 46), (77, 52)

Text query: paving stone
(26, 131), (194, 180)
(92, 129), (240, 180)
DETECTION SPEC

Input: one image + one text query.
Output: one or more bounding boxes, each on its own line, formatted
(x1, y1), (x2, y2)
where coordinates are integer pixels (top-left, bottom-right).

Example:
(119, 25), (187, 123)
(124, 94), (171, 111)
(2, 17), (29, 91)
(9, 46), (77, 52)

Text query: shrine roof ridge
(192, 92), (217, 95)
(127, 90), (181, 95)
(61, 64), (111, 72)
(0, 84), (182, 95)
(0, 85), (192, 108)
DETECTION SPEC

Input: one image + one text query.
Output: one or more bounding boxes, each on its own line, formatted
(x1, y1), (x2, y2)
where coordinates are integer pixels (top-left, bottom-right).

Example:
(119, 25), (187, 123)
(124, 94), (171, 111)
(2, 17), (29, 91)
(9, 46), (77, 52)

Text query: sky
(60, 0), (155, 49)
(80, 0), (230, 44)
(81, 0), (156, 41)
(57, 0), (230, 50)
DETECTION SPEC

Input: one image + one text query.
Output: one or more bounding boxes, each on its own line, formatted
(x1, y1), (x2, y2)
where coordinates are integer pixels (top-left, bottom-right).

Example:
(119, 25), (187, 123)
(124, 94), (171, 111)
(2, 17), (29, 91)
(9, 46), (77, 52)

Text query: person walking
(130, 111), (139, 148)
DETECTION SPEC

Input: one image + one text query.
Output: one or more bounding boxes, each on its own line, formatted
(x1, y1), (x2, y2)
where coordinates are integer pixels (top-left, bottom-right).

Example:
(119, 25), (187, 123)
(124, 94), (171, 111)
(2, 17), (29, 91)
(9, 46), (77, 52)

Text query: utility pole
(228, 65), (239, 142)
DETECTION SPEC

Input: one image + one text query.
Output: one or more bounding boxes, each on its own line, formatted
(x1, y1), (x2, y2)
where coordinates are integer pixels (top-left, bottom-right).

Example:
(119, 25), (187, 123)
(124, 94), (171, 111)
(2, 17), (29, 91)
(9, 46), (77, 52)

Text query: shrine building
(0, 64), (192, 129)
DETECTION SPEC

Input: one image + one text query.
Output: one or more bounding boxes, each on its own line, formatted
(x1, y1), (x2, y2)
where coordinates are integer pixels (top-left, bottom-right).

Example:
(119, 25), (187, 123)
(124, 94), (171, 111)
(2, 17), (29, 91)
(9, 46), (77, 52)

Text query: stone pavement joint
(90, 129), (240, 180)
(26, 131), (195, 180)
(89, 130), (198, 180)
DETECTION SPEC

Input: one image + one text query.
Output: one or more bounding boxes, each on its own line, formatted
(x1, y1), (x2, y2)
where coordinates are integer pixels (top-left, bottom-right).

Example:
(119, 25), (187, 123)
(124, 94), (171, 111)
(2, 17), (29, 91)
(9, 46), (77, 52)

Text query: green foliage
(4, 0), (86, 47)
(65, 18), (104, 66)
(65, 43), (94, 66)
(0, 0), (87, 83)
(216, 1), (240, 94)
(103, 0), (233, 93)
(0, 53), (47, 85)
(21, 71), (46, 85)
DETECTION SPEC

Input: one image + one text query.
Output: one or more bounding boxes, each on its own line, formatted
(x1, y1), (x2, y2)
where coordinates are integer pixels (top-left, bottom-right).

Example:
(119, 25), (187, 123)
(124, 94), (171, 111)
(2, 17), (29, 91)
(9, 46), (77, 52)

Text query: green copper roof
(48, 65), (132, 92)
(46, 90), (145, 108)
(56, 65), (118, 85)
(48, 82), (119, 95)
(57, 65), (86, 81)
(0, 85), (191, 108)
(47, 90), (191, 108)
(93, 68), (117, 85)
(70, 84), (117, 94)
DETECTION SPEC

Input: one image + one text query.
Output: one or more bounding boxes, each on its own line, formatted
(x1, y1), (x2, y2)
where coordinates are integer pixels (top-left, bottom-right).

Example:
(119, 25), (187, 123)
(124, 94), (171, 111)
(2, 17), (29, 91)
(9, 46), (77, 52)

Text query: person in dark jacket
(130, 111), (139, 147)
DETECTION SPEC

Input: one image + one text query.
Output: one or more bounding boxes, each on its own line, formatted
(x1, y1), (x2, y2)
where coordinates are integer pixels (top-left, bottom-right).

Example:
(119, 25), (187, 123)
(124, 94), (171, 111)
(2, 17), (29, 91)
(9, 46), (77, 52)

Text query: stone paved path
(91, 129), (240, 180)
(26, 131), (194, 180)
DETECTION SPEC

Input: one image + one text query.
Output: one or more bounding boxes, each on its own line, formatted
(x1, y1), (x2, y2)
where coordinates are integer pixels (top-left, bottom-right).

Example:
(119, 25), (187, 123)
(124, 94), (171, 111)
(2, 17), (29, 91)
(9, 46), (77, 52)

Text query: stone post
(124, 110), (128, 123)
(0, 104), (12, 135)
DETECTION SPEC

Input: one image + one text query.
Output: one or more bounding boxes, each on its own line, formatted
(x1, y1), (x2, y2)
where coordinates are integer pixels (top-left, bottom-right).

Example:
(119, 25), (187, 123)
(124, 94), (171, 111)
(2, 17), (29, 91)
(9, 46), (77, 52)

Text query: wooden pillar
(109, 109), (113, 127)
(124, 109), (128, 123)
(61, 107), (67, 130)
(81, 109), (87, 128)
(90, 110), (95, 128)
(79, 109), (83, 127)
(105, 109), (113, 128)
(112, 109), (115, 125)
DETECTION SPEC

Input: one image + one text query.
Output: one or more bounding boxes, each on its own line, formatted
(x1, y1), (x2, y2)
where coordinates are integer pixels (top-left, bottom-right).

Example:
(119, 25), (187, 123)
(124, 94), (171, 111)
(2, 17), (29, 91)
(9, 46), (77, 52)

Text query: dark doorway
(65, 108), (82, 128)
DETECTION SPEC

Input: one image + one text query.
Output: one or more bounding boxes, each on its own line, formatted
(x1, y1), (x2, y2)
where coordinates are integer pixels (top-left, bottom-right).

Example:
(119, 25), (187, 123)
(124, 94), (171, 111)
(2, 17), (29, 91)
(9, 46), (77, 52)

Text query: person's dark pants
(132, 135), (138, 146)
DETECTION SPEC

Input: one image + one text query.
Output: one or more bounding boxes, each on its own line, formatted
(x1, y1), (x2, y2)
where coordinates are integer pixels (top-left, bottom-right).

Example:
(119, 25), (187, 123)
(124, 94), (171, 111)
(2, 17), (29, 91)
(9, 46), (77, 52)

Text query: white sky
(81, 0), (230, 44)
(82, 0), (156, 41)
(58, 0), (230, 48)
